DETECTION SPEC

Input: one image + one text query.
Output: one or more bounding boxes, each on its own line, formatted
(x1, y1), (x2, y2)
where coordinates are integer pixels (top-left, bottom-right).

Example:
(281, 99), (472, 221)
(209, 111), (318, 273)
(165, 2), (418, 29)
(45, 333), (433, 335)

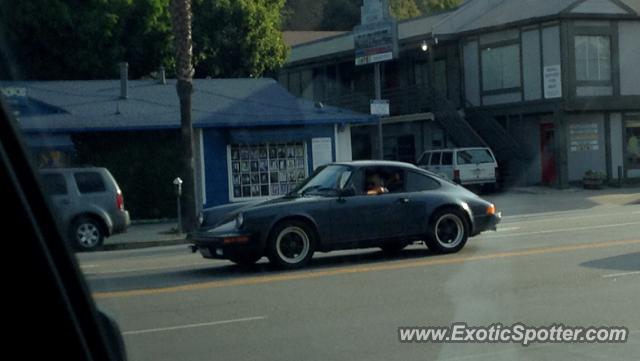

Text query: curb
(100, 238), (188, 252)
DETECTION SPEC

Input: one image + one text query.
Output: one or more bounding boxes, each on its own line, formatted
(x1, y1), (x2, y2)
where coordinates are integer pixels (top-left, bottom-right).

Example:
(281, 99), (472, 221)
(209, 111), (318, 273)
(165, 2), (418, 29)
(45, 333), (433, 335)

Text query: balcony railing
(320, 84), (438, 116)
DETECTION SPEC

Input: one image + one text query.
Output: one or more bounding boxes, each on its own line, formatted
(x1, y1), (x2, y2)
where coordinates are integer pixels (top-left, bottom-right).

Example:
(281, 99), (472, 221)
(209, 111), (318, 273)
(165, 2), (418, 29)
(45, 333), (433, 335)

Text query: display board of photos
(229, 142), (307, 200)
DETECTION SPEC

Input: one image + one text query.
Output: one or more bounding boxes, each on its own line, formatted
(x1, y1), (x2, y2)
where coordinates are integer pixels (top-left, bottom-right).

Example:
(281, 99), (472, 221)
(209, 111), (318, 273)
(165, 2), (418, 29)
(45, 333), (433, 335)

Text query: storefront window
(625, 119), (640, 170)
(229, 142), (307, 201)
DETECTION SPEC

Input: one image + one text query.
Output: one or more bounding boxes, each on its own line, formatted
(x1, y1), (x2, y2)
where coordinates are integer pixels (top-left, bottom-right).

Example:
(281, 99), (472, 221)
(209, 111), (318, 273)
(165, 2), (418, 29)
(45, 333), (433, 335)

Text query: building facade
(279, 0), (640, 187)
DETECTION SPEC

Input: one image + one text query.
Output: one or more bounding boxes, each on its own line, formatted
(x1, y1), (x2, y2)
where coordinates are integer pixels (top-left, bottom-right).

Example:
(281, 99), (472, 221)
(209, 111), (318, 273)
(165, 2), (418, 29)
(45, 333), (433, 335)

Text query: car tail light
(116, 190), (124, 210)
(453, 169), (460, 183)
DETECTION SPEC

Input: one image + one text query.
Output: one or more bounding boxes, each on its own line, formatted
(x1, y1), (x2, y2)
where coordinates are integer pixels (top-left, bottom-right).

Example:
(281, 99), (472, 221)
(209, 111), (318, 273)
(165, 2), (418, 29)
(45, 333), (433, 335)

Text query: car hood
(200, 195), (315, 228)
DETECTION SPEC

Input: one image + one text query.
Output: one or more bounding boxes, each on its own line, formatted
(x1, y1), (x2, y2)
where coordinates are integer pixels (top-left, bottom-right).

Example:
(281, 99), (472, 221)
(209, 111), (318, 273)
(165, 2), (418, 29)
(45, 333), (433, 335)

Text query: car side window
(441, 152), (453, 166)
(363, 167), (405, 194)
(41, 173), (68, 195)
(430, 152), (441, 166)
(406, 171), (441, 192)
(74, 172), (106, 193)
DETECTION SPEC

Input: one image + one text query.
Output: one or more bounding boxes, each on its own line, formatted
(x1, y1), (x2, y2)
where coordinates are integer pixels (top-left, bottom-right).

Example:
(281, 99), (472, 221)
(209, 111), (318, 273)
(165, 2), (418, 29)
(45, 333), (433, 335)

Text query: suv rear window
(456, 149), (495, 165)
(74, 172), (106, 193)
(41, 173), (67, 195)
(441, 152), (453, 165)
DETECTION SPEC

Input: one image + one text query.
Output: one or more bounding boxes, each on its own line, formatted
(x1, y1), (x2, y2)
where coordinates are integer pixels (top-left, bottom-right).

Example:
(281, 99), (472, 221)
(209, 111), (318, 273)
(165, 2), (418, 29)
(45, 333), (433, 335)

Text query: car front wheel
(70, 217), (104, 251)
(267, 220), (316, 269)
(425, 209), (468, 254)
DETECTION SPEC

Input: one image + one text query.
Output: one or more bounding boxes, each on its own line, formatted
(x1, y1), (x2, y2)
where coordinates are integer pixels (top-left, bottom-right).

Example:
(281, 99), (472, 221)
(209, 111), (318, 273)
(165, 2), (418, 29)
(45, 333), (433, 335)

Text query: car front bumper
(188, 223), (260, 260)
(472, 212), (501, 235)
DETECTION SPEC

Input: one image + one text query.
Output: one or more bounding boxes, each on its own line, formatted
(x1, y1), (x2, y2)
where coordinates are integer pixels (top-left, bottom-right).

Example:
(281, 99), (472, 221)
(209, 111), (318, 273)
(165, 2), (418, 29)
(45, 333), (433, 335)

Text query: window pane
(230, 142), (307, 200)
(457, 149), (495, 164)
(42, 174), (67, 195)
(441, 152), (453, 165)
(482, 44), (521, 91)
(501, 45), (521, 88)
(74, 172), (106, 193)
(575, 36), (611, 81)
(626, 120), (640, 169)
(430, 152), (441, 165)
(406, 172), (440, 192)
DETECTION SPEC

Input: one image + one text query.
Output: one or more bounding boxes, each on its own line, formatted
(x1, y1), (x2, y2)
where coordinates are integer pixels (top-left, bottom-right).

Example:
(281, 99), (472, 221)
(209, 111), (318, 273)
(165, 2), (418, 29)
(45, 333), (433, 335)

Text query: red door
(540, 123), (556, 185)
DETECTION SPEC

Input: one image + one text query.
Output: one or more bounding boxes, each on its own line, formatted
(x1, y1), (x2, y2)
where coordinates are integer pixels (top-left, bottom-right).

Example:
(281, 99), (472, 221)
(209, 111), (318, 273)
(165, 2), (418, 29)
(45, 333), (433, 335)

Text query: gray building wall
(542, 25), (562, 75)
(619, 21), (640, 96)
(610, 112), (624, 179)
(510, 116), (542, 185)
(566, 113), (607, 181)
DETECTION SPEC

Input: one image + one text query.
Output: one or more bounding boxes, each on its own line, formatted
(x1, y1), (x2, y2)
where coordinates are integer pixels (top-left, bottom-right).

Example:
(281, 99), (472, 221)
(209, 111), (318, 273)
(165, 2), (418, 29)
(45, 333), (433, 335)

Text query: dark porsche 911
(188, 161), (501, 269)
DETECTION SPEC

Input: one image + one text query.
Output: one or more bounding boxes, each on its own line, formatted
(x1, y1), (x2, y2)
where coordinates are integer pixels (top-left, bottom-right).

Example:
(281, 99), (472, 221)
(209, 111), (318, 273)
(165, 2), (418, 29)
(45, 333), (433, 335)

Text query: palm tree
(170, 0), (197, 233)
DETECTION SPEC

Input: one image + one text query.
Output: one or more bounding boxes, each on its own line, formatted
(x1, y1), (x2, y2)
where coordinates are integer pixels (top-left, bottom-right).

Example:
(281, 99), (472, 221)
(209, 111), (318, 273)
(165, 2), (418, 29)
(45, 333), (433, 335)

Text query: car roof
(332, 160), (420, 170)
(39, 167), (108, 173)
(420, 147), (491, 153)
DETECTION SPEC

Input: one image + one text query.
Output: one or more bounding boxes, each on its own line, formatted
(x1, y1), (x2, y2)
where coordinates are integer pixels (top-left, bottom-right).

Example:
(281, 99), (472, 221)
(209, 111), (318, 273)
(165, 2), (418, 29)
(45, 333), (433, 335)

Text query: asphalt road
(78, 190), (640, 361)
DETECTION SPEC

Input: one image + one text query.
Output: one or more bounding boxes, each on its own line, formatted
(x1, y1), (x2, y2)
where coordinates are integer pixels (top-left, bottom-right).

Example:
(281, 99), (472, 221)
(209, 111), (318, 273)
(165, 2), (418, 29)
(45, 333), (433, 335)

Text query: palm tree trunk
(170, 0), (197, 233)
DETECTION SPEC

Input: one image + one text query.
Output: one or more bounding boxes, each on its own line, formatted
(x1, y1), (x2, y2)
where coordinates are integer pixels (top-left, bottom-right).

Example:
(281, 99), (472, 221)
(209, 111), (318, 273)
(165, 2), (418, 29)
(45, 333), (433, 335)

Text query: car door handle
(396, 197), (410, 204)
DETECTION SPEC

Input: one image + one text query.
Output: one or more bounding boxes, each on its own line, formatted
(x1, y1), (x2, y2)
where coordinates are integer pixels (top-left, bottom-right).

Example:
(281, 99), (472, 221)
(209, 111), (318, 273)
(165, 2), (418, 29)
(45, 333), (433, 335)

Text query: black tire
(70, 217), (104, 251)
(379, 242), (408, 254)
(425, 209), (469, 254)
(266, 220), (316, 269)
(228, 253), (262, 267)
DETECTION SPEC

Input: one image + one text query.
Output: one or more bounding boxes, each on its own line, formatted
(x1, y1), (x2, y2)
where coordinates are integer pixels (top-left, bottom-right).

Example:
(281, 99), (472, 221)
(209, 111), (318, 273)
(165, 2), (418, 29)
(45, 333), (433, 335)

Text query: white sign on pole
(370, 99), (390, 116)
(311, 138), (333, 170)
(544, 65), (562, 99)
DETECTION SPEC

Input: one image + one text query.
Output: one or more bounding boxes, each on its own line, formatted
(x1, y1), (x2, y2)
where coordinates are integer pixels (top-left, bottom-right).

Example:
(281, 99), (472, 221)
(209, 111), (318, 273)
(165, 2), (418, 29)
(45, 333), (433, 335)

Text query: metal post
(618, 165), (623, 188)
(374, 62), (383, 159)
(173, 177), (183, 234)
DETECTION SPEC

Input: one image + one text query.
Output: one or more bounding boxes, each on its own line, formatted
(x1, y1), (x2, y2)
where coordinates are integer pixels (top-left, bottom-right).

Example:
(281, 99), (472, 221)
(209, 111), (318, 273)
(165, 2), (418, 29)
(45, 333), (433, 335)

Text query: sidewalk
(102, 221), (187, 251)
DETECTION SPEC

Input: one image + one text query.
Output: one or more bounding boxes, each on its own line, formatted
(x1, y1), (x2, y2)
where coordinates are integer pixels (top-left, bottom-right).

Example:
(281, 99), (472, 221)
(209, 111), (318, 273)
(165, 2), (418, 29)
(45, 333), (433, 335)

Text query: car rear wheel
(267, 220), (316, 269)
(425, 209), (468, 254)
(228, 253), (262, 267)
(70, 217), (104, 251)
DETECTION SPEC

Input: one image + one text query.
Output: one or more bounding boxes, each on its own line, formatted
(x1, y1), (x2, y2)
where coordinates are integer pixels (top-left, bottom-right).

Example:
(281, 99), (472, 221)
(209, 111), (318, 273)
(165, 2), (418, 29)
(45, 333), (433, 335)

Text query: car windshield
(3, 0), (640, 360)
(291, 164), (353, 196)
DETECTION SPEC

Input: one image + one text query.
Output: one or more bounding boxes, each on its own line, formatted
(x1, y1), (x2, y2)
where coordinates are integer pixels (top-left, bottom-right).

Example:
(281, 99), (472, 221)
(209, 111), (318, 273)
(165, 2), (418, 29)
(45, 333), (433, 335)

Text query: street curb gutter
(100, 238), (188, 252)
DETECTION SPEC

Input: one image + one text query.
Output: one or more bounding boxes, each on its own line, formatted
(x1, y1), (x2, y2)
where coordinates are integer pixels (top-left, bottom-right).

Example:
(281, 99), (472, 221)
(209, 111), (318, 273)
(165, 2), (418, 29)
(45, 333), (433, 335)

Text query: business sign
(354, 0), (397, 66)
(370, 99), (390, 116)
(570, 123), (599, 152)
(543, 65), (562, 99)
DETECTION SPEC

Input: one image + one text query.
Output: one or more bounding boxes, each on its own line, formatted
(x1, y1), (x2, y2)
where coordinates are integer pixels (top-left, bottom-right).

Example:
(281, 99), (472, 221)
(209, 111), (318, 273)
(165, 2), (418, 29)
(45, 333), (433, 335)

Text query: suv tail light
(453, 169), (460, 183)
(116, 190), (124, 210)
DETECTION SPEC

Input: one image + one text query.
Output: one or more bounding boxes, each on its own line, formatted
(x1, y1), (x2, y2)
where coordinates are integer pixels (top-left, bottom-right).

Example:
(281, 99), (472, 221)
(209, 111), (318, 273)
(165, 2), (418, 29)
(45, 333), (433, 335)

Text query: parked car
(189, 161), (500, 269)
(39, 167), (130, 251)
(417, 147), (498, 190)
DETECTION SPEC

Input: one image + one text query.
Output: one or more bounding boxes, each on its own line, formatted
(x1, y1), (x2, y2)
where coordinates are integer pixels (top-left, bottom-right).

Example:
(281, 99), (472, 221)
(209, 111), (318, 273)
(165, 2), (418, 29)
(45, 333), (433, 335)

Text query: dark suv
(39, 167), (130, 251)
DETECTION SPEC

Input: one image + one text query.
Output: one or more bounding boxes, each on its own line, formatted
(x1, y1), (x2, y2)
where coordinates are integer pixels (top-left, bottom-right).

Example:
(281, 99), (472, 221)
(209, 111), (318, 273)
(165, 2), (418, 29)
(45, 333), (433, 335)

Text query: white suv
(417, 147), (498, 189)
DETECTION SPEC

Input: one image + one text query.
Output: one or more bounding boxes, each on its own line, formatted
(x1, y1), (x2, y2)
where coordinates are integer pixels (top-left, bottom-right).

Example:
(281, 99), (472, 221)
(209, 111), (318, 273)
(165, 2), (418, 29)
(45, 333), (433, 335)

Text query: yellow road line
(93, 238), (640, 299)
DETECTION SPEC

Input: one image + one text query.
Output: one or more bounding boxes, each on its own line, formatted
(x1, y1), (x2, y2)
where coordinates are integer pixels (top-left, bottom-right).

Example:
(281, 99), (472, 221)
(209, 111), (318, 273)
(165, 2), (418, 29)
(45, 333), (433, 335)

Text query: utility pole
(170, 0), (197, 233)
(374, 63), (383, 159)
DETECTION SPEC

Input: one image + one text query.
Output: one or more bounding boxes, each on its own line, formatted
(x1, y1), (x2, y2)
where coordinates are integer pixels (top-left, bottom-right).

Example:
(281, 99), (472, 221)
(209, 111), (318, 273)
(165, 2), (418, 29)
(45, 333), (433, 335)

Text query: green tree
(192, 0), (288, 78)
(416, 0), (461, 14)
(320, 0), (423, 31)
(390, 0), (421, 20)
(0, 0), (123, 79)
(118, 0), (174, 79)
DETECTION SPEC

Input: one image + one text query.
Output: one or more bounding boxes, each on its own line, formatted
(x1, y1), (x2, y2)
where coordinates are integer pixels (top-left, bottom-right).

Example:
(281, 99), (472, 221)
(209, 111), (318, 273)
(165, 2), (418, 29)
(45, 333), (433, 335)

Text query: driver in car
(366, 173), (389, 195)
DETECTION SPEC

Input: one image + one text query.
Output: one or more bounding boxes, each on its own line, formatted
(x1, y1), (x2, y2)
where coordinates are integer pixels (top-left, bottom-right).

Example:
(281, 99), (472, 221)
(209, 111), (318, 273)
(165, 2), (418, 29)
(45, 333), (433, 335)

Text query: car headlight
(235, 213), (244, 229)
